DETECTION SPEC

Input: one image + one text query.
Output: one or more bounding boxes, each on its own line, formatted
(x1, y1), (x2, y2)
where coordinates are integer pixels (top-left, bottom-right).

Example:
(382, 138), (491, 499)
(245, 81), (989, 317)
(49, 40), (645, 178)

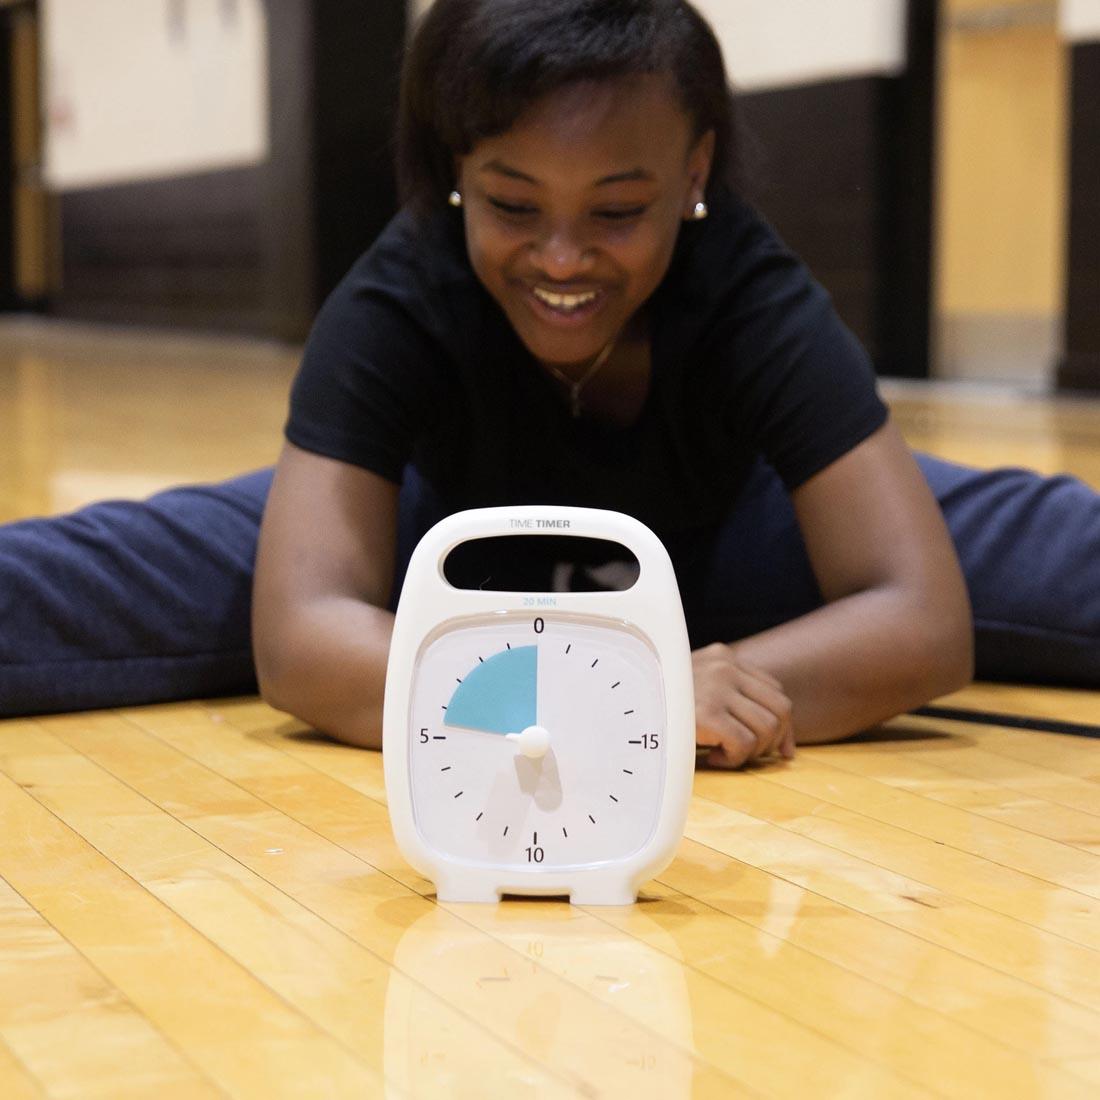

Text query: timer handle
(403, 505), (680, 607)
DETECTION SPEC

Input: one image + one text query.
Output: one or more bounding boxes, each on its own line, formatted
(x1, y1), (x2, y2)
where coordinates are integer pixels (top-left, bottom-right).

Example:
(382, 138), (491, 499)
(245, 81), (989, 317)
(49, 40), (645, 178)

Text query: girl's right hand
(692, 643), (795, 769)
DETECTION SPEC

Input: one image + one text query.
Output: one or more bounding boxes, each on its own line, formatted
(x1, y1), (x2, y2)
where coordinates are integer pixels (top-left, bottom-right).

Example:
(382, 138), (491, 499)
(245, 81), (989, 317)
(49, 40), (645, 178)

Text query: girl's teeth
(533, 288), (598, 312)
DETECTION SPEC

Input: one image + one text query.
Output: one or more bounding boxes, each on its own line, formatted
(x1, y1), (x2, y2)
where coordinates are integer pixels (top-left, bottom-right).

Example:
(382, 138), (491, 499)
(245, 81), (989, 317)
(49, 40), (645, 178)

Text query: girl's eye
(486, 198), (649, 222)
(596, 206), (648, 222)
(488, 198), (537, 217)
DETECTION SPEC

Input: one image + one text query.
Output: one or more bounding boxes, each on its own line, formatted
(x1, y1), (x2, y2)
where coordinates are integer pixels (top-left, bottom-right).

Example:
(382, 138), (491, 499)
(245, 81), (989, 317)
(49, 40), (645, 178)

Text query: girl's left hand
(692, 643), (796, 768)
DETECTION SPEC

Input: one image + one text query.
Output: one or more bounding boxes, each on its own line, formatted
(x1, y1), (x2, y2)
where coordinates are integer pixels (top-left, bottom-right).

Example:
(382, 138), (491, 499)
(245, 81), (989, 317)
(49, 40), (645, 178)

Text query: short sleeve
(284, 219), (456, 484)
(706, 216), (889, 491)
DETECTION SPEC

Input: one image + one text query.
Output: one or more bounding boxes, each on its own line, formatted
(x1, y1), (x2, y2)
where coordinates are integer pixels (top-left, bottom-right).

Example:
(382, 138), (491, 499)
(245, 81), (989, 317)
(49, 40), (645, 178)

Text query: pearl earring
(692, 201), (709, 221)
(448, 190), (463, 208)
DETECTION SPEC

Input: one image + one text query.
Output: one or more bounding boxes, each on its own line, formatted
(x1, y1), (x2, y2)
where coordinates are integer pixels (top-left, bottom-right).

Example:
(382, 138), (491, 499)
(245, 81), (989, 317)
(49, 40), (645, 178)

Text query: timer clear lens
(408, 613), (668, 871)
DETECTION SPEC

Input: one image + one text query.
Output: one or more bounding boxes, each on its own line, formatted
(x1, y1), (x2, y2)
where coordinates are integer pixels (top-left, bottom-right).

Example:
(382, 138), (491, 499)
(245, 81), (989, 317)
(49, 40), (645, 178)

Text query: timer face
(407, 612), (668, 870)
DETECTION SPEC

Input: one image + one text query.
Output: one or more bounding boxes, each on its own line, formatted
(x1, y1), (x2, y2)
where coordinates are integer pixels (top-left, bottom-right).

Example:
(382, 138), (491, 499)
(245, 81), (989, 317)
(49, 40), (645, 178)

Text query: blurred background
(0, 0), (1097, 390)
(2, 3), (1096, 733)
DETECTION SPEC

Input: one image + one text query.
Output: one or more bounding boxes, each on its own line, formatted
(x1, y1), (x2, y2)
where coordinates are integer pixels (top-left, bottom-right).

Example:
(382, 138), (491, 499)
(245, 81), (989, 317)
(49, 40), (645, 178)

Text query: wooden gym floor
(0, 317), (1098, 1098)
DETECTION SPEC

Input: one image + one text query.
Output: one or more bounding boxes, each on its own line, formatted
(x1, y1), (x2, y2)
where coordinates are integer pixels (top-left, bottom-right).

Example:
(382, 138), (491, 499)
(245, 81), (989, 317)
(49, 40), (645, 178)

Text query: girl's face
(456, 74), (714, 369)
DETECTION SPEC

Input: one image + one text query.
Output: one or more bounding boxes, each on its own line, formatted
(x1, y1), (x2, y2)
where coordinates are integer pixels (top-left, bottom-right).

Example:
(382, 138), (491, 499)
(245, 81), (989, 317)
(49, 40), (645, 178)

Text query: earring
(448, 190), (463, 208)
(692, 201), (709, 221)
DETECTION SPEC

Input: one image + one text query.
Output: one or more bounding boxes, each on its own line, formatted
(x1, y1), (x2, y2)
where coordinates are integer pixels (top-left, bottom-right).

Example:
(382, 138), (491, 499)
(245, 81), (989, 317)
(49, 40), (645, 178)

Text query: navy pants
(1, 455), (1097, 717)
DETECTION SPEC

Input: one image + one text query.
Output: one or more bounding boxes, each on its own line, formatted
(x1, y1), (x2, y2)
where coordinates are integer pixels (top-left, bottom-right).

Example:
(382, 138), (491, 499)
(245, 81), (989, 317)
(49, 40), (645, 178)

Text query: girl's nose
(530, 227), (593, 281)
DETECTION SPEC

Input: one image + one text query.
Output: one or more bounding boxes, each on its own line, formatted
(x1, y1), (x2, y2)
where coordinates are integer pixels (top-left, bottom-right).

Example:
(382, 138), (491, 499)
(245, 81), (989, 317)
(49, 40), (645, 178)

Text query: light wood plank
(959, 724), (1100, 781)
(688, 776), (1100, 1013)
(1054, 1057), (1100, 1087)
(816, 726), (1100, 850)
(453, 887), (1096, 1099)
(0, 723), (391, 1099)
(740, 757), (1100, 950)
(885, 383), (1100, 490)
(0, 1036), (46, 1100)
(939, 682), (1100, 728)
(0, 875), (218, 1099)
(716, 757), (1100, 951)
(659, 839), (1100, 1062)
(831, 721), (1100, 818)
(0, 319), (296, 519)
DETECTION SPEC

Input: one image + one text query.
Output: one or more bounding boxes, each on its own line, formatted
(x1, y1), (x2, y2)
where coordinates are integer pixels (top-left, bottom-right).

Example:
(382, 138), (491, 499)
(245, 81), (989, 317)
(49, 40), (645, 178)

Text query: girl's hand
(692, 643), (795, 769)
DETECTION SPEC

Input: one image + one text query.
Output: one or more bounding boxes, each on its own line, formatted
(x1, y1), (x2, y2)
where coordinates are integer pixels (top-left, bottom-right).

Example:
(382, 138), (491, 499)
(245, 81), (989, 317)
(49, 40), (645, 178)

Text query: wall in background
(42, 0), (268, 190)
(411, 0), (907, 89)
(713, 0), (933, 379)
(40, 0), (407, 340)
(693, 0), (906, 89)
(1062, 0), (1100, 38)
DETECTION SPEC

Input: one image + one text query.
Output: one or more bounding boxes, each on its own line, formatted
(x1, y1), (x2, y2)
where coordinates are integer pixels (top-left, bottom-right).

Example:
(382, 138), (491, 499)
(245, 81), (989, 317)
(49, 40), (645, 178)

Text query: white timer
(382, 506), (696, 905)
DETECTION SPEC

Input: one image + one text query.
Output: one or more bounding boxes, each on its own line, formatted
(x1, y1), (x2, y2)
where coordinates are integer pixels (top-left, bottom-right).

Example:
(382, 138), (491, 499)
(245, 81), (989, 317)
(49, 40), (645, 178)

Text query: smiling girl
(2, 0), (1097, 762)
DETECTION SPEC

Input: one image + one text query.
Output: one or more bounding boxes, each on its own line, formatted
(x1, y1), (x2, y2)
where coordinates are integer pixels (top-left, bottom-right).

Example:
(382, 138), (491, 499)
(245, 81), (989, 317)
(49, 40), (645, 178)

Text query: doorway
(933, 0), (1068, 386)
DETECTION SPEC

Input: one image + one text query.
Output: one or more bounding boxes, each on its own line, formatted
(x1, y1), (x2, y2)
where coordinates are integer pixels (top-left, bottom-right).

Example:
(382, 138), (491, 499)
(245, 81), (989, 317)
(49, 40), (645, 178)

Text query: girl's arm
(251, 441), (400, 749)
(701, 419), (974, 766)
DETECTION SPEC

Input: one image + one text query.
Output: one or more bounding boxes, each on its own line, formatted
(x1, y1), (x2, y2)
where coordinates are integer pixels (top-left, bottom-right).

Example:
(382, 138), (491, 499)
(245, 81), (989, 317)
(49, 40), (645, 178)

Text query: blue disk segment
(445, 645), (537, 734)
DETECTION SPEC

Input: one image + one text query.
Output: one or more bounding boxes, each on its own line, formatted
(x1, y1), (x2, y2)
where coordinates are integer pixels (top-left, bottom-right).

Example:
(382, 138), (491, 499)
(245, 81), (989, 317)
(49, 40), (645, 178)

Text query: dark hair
(397, 0), (740, 216)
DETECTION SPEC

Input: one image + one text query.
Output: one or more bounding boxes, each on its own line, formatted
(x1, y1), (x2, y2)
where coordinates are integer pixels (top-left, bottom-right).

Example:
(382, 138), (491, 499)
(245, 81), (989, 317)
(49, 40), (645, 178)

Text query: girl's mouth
(524, 284), (607, 327)
(533, 286), (599, 312)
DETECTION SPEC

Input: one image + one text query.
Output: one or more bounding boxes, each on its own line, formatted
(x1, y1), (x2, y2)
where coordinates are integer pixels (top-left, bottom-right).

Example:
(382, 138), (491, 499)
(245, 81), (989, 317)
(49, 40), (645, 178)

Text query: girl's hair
(397, 0), (740, 216)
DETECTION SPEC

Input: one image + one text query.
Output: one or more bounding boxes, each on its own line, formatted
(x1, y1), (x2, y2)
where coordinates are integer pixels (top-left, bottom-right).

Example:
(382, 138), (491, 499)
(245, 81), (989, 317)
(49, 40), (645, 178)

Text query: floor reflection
(384, 904), (697, 1098)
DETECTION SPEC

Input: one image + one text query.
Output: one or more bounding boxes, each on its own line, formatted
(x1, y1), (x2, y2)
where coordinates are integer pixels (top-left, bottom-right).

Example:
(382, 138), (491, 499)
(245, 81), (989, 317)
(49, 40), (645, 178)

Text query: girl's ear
(684, 129), (716, 215)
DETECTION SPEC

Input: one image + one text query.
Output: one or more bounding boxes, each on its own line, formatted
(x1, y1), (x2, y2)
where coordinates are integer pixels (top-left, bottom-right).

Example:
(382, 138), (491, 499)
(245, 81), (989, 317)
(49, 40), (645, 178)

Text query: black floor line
(913, 705), (1100, 739)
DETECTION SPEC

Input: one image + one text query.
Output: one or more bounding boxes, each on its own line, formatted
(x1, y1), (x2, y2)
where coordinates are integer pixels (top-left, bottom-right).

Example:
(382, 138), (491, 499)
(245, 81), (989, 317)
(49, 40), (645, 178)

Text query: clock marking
(410, 612), (667, 872)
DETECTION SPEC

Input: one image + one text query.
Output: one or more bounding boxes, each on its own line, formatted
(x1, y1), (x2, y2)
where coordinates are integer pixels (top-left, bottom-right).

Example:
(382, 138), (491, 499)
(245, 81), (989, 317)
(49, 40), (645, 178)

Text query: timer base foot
(569, 884), (638, 907)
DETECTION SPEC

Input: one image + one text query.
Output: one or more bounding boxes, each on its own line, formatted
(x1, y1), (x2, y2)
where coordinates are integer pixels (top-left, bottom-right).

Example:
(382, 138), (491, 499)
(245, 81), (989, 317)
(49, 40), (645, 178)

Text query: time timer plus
(382, 506), (695, 905)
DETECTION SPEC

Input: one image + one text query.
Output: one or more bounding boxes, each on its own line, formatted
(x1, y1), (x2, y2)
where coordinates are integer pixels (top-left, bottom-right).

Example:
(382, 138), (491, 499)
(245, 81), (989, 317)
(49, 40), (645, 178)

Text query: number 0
(533, 618), (545, 633)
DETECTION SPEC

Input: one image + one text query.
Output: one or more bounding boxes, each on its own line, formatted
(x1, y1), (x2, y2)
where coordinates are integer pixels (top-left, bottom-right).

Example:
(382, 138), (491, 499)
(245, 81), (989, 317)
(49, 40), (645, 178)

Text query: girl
(2, 0), (1097, 767)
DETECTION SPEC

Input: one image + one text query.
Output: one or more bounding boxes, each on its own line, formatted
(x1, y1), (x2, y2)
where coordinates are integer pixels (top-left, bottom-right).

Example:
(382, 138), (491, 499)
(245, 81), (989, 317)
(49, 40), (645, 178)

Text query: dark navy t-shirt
(285, 187), (888, 541)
